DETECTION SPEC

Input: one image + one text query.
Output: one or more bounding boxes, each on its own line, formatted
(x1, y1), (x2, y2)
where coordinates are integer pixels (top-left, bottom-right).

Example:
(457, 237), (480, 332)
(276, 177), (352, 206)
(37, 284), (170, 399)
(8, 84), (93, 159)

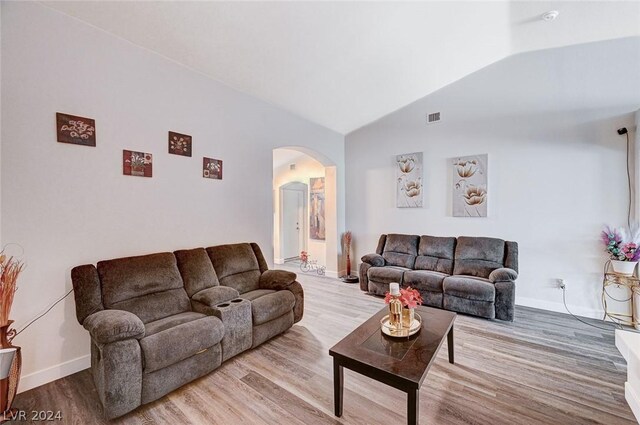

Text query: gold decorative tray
(380, 313), (422, 338)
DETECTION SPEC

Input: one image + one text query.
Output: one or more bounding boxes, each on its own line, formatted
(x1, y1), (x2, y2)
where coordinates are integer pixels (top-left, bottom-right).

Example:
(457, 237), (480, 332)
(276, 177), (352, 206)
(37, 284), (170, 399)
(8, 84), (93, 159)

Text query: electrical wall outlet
(557, 278), (566, 289)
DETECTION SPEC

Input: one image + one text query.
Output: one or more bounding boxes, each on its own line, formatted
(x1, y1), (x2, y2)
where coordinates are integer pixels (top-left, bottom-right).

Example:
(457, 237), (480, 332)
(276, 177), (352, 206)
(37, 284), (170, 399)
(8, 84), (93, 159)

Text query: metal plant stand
(602, 261), (640, 328)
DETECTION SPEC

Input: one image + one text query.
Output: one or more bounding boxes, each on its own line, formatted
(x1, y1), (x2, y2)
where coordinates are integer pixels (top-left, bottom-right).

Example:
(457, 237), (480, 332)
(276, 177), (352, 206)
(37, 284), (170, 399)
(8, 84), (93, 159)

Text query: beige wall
(346, 38), (639, 318)
(2, 2), (345, 392)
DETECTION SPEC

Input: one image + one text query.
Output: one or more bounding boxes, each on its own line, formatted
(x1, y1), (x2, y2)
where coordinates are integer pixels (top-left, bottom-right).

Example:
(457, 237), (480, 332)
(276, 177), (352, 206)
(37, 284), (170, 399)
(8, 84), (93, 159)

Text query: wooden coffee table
(329, 305), (456, 425)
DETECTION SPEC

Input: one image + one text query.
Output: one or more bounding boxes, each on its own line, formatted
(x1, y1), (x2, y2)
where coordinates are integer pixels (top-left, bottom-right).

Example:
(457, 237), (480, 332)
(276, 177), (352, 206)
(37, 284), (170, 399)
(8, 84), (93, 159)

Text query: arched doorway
(279, 181), (308, 262)
(273, 146), (339, 277)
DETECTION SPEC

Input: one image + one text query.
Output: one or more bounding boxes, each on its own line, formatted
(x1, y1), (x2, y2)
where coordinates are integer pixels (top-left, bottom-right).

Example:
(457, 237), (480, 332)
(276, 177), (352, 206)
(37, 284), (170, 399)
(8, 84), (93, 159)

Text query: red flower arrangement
(384, 286), (423, 308)
(299, 251), (309, 263)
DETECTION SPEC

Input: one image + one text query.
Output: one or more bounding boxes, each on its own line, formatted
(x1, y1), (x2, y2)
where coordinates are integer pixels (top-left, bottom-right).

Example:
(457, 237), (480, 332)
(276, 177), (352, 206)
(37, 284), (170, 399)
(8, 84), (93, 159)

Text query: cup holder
(218, 303), (230, 308)
(231, 299), (243, 303)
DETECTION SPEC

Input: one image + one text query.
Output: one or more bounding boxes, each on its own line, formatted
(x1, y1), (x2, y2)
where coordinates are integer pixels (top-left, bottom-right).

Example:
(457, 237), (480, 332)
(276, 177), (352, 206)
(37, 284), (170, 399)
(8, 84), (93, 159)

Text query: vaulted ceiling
(43, 1), (640, 134)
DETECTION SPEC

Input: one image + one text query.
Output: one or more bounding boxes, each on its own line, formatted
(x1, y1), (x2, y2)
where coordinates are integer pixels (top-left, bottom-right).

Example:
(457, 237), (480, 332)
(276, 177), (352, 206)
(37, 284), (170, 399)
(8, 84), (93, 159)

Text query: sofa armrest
(288, 281), (304, 323)
(361, 253), (385, 267)
(494, 280), (515, 321)
(489, 268), (518, 283)
(192, 286), (240, 306)
(83, 309), (145, 345)
(260, 269), (297, 290)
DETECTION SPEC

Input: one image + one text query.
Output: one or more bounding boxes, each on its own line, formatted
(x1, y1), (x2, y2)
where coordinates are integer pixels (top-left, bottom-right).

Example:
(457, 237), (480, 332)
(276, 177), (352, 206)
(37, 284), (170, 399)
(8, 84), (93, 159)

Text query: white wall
(273, 151), (326, 266)
(346, 37), (640, 319)
(1, 2), (344, 391)
(635, 110), (640, 223)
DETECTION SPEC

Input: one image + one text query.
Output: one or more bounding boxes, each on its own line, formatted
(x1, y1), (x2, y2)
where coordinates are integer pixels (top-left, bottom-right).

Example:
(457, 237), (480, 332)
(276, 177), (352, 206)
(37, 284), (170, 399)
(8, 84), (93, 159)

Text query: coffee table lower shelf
(329, 306), (456, 425)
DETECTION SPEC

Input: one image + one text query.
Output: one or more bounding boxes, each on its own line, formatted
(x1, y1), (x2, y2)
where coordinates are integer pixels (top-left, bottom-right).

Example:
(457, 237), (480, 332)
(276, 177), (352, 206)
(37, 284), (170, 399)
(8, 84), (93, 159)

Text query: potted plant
(385, 285), (423, 328)
(601, 226), (640, 275)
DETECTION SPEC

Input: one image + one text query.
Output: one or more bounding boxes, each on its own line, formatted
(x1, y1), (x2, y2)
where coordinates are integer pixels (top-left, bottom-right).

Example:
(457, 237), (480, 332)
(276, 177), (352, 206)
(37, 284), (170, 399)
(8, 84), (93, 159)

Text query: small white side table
(615, 329), (640, 424)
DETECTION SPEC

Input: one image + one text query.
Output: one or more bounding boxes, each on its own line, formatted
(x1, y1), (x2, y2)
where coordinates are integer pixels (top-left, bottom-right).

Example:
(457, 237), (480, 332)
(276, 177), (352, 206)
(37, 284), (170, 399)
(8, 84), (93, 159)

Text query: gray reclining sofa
(71, 242), (303, 419)
(359, 234), (518, 321)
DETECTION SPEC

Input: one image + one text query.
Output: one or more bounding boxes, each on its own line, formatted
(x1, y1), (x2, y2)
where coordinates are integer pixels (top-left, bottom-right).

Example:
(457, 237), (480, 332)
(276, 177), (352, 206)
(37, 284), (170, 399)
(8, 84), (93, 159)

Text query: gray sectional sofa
(71, 242), (303, 419)
(359, 234), (518, 321)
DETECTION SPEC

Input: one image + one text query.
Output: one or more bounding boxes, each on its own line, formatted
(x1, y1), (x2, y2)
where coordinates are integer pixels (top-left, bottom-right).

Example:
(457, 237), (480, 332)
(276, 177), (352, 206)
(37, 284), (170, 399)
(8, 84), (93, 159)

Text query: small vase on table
(401, 307), (415, 328)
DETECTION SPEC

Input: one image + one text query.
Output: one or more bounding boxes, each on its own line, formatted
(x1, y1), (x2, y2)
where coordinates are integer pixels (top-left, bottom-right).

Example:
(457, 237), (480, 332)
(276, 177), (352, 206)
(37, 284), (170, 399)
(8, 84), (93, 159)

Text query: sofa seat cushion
(145, 311), (206, 336)
(192, 286), (240, 307)
(240, 289), (276, 301)
(247, 290), (296, 326)
(443, 275), (495, 302)
(368, 266), (408, 285)
(140, 315), (223, 373)
(404, 270), (448, 293)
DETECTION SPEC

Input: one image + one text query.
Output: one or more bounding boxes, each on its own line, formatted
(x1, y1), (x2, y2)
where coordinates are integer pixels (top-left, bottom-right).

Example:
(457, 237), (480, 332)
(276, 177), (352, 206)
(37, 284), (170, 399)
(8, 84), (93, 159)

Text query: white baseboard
(325, 270), (338, 279)
(516, 296), (603, 320)
(18, 354), (90, 393)
(274, 258), (285, 265)
(626, 382), (640, 424)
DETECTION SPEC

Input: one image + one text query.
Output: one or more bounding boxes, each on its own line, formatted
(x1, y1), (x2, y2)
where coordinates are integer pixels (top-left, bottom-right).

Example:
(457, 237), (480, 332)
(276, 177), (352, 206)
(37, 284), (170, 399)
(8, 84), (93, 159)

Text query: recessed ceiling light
(541, 10), (560, 22)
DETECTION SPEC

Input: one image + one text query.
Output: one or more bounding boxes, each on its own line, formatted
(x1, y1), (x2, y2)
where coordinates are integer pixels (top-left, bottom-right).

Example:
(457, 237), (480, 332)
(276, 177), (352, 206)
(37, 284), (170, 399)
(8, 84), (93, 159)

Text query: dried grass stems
(344, 231), (352, 254)
(0, 252), (25, 326)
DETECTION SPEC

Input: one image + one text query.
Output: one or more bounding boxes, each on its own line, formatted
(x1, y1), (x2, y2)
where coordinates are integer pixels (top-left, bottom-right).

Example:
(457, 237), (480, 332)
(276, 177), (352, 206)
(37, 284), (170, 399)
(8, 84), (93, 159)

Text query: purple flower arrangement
(601, 226), (640, 262)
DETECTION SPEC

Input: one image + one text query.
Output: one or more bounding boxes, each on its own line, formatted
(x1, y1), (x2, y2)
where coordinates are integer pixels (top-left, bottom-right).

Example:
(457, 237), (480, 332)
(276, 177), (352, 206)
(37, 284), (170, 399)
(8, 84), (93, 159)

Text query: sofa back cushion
(71, 264), (104, 325)
(97, 252), (190, 323)
(382, 234), (419, 268)
(207, 243), (261, 294)
(375, 235), (387, 255)
(414, 236), (456, 274)
(453, 236), (506, 278)
(505, 241), (519, 273)
(174, 248), (220, 297)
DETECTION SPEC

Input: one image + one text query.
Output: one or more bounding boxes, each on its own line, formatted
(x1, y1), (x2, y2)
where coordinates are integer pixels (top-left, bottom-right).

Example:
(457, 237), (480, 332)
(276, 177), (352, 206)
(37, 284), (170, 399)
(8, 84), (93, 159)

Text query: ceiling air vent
(426, 112), (441, 125)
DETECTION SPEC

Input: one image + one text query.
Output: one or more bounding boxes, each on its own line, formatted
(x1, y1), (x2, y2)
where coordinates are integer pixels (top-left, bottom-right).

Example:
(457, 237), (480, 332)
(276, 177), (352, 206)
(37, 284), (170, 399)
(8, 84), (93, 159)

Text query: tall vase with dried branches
(341, 232), (359, 283)
(344, 231), (352, 276)
(0, 252), (24, 422)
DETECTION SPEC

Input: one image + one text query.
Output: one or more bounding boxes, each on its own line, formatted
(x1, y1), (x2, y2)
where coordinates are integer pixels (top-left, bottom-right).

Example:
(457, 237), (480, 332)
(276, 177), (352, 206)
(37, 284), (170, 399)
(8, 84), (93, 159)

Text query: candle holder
(380, 312), (422, 338)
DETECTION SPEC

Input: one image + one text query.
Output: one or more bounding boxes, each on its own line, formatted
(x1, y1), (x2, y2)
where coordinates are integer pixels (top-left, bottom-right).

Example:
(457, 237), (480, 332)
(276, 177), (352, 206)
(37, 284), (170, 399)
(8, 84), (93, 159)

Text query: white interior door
(282, 188), (305, 260)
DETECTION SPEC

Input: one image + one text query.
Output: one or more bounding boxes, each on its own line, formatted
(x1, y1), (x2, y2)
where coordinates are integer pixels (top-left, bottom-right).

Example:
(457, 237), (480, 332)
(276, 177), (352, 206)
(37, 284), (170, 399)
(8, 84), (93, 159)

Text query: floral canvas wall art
(203, 157), (223, 180)
(123, 150), (153, 177)
(56, 113), (96, 146)
(452, 154), (488, 217)
(396, 152), (423, 208)
(168, 131), (192, 157)
(310, 177), (325, 240)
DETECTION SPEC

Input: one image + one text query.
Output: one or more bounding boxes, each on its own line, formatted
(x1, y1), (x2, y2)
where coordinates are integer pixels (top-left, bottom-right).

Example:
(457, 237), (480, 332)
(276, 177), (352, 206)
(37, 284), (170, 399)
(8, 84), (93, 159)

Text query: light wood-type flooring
(14, 266), (636, 424)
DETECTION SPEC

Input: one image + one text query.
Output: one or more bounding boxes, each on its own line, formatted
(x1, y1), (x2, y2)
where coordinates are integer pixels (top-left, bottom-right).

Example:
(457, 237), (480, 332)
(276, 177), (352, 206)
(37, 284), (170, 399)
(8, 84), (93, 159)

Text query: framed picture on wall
(123, 150), (153, 177)
(168, 131), (192, 157)
(452, 154), (488, 217)
(396, 152), (423, 208)
(310, 177), (325, 240)
(56, 112), (96, 147)
(203, 157), (223, 180)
